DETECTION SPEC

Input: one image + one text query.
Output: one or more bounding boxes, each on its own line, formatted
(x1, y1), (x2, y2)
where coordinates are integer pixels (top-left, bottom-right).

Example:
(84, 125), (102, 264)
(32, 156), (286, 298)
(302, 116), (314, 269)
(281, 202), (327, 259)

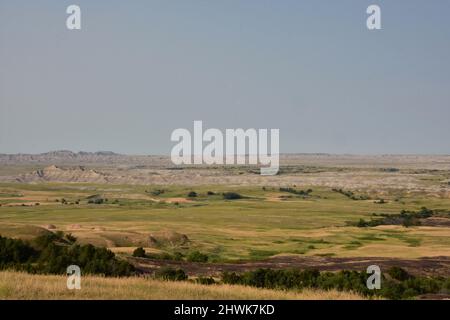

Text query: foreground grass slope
(0, 271), (364, 300)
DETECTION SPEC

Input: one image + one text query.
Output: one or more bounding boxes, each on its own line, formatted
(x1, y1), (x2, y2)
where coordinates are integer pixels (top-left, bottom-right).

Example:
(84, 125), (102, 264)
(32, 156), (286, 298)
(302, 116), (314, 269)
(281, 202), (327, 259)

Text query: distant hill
(0, 150), (168, 166)
(15, 165), (109, 183)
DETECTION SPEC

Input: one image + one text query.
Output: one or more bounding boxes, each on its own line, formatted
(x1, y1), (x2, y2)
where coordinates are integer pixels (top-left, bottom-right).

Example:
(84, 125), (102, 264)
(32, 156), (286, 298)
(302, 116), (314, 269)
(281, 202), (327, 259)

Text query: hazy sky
(1, 0), (449, 155)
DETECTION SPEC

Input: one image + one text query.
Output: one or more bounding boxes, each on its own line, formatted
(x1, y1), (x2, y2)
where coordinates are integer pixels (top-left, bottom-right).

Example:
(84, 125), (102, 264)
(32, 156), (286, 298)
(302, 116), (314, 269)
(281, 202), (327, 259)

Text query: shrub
(332, 189), (369, 200)
(352, 207), (437, 228)
(149, 189), (165, 196)
(172, 252), (184, 261)
(33, 233), (61, 249)
(387, 267), (412, 281)
(223, 192), (242, 200)
(55, 231), (64, 239)
(0, 236), (38, 266)
(187, 250), (208, 263)
(279, 188), (313, 196)
(187, 191), (197, 198)
(155, 267), (187, 281)
(65, 233), (77, 243)
(88, 198), (104, 204)
(132, 247), (146, 258)
(357, 219), (369, 228)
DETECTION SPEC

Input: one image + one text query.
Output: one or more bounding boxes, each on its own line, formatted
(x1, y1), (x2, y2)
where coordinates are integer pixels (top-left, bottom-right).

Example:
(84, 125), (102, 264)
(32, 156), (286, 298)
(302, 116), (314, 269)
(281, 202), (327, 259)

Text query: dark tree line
(221, 267), (450, 300)
(0, 234), (134, 276)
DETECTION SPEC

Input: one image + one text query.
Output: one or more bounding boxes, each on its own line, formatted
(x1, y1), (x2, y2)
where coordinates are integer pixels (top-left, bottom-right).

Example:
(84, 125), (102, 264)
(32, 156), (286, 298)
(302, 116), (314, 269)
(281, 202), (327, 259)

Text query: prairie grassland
(1, 182), (450, 261)
(0, 159), (449, 300)
(0, 271), (364, 300)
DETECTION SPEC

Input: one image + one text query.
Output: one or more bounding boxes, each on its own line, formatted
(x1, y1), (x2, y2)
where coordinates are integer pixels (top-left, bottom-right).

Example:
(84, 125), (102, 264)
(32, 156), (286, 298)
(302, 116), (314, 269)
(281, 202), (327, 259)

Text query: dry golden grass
(0, 271), (364, 300)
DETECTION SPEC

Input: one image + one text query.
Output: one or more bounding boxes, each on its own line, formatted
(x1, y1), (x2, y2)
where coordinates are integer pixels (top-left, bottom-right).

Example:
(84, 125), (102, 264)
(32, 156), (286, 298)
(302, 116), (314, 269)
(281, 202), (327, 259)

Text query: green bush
(65, 233), (77, 243)
(148, 189), (165, 196)
(132, 247), (146, 258)
(332, 188), (369, 200)
(33, 233), (62, 249)
(387, 267), (412, 281)
(88, 198), (104, 204)
(172, 252), (184, 261)
(357, 219), (369, 228)
(279, 188), (313, 196)
(187, 191), (197, 198)
(155, 267), (187, 281)
(187, 250), (209, 263)
(352, 207), (437, 228)
(0, 236), (38, 266)
(223, 192), (242, 200)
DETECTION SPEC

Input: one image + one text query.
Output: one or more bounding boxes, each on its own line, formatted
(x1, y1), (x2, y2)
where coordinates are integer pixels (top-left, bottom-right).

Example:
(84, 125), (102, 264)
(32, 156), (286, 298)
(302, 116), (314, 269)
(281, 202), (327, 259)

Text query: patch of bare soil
(166, 197), (193, 203)
(148, 197), (192, 204)
(130, 255), (450, 278)
(67, 224), (82, 230)
(42, 224), (56, 230)
(421, 217), (450, 227)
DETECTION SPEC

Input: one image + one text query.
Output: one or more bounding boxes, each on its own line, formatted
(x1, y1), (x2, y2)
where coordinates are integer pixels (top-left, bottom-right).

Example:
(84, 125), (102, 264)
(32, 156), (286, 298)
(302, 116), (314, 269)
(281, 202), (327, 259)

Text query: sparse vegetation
(279, 187), (313, 196)
(353, 207), (438, 228)
(332, 188), (370, 200)
(147, 189), (165, 196)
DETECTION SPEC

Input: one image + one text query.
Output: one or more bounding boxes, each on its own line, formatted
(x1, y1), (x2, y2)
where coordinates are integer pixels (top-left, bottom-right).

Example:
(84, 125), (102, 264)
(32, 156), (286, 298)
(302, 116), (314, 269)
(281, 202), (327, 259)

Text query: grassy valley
(0, 155), (449, 299)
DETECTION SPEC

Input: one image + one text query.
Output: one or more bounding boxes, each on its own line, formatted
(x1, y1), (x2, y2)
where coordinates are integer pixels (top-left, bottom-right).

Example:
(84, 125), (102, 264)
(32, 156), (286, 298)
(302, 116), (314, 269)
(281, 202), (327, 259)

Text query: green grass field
(1, 182), (449, 262)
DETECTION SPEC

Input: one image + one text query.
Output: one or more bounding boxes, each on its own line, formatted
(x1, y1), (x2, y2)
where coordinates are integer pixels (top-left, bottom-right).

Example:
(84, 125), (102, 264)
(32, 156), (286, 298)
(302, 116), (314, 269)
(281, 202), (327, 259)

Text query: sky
(1, 0), (449, 155)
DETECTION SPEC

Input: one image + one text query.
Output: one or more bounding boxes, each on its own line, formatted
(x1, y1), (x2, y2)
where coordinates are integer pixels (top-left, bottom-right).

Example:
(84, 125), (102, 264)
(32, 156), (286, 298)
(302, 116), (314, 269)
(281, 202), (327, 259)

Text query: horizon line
(1, 150), (450, 157)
